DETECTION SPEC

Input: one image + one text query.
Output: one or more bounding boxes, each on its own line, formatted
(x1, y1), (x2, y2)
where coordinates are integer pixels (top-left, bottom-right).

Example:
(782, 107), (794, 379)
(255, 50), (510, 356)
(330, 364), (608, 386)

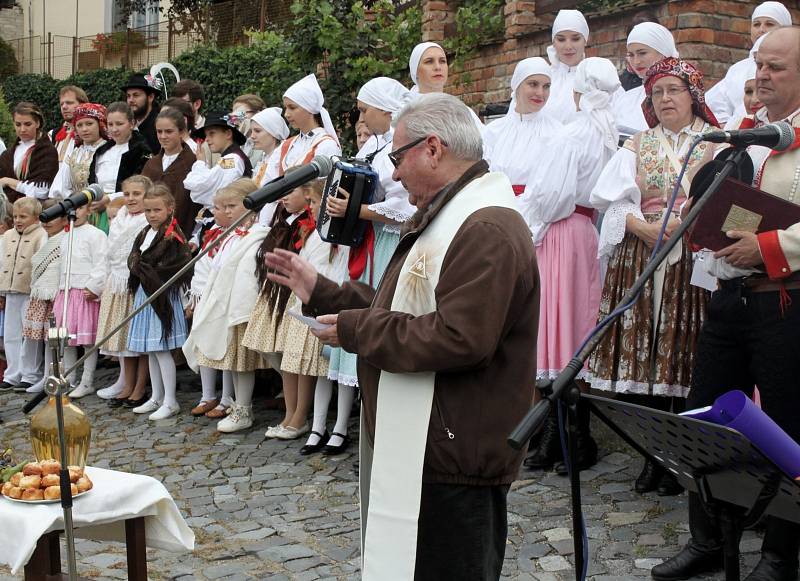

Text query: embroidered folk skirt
(96, 291), (138, 356)
(241, 292), (289, 362)
(327, 224), (400, 387)
(53, 289), (101, 347)
(535, 213), (601, 381)
(22, 298), (53, 341)
(278, 300), (329, 377)
(196, 323), (266, 372)
(127, 287), (187, 353)
(588, 228), (708, 398)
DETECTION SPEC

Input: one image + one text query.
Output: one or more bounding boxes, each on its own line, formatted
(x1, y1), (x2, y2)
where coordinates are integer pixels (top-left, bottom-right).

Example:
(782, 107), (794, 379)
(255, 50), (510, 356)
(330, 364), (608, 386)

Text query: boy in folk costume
(0, 198), (47, 391)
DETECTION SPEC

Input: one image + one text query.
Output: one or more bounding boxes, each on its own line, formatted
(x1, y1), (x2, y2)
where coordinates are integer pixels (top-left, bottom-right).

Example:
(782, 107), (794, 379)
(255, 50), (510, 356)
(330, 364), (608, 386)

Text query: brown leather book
(689, 178), (800, 251)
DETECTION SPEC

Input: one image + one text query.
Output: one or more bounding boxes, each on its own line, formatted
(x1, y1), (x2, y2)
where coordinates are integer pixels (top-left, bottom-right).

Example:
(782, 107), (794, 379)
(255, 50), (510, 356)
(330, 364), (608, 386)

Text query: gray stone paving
(0, 365), (760, 580)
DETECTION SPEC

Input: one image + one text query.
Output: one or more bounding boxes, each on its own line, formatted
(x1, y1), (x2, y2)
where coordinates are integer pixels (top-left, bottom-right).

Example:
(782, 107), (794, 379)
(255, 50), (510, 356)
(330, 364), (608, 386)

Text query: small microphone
(40, 184), (105, 222)
(703, 121), (795, 151)
(243, 155), (334, 210)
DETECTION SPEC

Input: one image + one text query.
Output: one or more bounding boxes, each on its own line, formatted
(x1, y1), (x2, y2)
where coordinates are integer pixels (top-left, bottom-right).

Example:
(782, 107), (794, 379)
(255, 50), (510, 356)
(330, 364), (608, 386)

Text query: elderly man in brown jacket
(266, 93), (539, 581)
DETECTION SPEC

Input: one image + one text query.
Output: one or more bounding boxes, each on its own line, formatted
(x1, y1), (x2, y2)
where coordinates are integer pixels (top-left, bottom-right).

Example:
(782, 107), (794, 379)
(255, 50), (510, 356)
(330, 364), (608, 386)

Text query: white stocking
(199, 366), (218, 402)
(233, 371), (255, 408)
(308, 377), (333, 445)
(329, 384), (356, 446)
(148, 353), (165, 403)
(103, 361), (126, 391)
(79, 349), (98, 388)
(221, 371), (234, 407)
(62, 346), (78, 386)
(155, 350), (177, 408)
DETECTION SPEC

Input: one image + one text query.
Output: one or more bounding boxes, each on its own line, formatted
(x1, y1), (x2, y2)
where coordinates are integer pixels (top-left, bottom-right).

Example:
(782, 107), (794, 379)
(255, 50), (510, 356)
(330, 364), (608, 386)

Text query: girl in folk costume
(0, 197), (47, 392)
(51, 202), (108, 398)
(316, 78), (416, 453)
(96, 176), (151, 408)
(185, 198), (235, 419)
(21, 199), (66, 394)
(408, 42), (484, 131)
(184, 112), (252, 246)
(256, 73), (342, 228)
(241, 174), (317, 435)
(141, 109), (199, 239)
(183, 179), (269, 433)
(126, 184), (192, 420)
(520, 58), (621, 473)
(87, 102), (152, 227)
(589, 58), (718, 495)
(541, 9), (591, 124)
(706, 1), (790, 126)
(483, 58), (563, 198)
(49, 103), (111, 232)
(293, 180), (349, 454)
(161, 98), (199, 154)
(231, 93), (267, 168)
(250, 107), (290, 226)
(613, 23), (679, 138)
(0, 102), (59, 202)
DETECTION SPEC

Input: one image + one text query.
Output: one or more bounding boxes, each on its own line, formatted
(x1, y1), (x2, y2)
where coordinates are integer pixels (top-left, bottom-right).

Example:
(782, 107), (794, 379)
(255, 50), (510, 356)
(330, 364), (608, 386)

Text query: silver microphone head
(311, 155), (334, 176)
(86, 183), (105, 202)
(771, 121), (795, 152)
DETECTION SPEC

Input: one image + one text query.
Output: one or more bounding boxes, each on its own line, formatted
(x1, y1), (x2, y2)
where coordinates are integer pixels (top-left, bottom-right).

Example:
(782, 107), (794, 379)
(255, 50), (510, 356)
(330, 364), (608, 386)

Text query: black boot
(635, 459), (664, 493)
(524, 405), (561, 470)
(652, 493), (723, 580)
(656, 471), (684, 496)
(554, 398), (598, 475)
(744, 517), (800, 581)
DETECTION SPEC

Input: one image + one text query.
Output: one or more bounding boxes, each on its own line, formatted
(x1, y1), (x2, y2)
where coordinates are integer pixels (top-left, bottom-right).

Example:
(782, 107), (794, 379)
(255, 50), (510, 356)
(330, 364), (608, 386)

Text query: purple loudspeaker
(682, 390), (800, 478)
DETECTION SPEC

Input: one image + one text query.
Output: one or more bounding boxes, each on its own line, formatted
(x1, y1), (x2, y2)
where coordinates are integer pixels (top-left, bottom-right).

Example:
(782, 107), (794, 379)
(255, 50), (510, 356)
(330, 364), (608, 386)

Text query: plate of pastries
(1, 460), (93, 503)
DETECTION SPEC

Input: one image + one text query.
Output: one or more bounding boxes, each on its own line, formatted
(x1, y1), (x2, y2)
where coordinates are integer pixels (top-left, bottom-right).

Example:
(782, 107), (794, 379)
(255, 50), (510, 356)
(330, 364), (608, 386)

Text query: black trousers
(414, 483), (509, 581)
(687, 281), (800, 557)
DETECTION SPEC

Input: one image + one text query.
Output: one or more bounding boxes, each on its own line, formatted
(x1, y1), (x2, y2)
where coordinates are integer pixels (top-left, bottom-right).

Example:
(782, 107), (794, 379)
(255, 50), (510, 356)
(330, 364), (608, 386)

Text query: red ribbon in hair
(164, 218), (185, 244)
(293, 206), (317, 250)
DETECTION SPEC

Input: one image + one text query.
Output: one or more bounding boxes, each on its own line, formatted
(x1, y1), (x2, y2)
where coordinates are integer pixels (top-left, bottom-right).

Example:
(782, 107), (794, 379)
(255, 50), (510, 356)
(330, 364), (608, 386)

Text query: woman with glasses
(314, 78), (416, 455)
(589, 57), (719, 495)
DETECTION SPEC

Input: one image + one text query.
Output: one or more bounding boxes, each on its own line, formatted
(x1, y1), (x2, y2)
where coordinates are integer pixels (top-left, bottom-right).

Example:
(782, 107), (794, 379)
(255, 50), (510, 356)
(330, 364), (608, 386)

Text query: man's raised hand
(265, 248), (319, 304)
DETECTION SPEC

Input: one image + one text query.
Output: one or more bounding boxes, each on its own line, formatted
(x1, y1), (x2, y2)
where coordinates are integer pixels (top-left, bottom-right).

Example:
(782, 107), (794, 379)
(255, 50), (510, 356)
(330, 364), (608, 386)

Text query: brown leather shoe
(205, 405), (230, 419)
(191, 399), (220, 417)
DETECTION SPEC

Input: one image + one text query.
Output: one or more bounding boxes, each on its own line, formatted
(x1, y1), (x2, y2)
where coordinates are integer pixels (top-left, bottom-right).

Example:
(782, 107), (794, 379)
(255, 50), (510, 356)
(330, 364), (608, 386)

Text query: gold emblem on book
(409, 254), (427, 279)
(722, 204), (763, 234)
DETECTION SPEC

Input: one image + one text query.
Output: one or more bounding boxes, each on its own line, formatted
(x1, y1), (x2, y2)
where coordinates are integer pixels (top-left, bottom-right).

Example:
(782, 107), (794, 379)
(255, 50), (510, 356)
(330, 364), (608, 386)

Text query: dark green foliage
(0, 37), (18, 83)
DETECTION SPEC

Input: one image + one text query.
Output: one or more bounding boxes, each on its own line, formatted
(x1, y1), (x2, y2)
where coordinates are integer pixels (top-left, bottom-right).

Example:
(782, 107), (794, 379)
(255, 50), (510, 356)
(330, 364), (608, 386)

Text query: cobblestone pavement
(0, 365), (759, 580)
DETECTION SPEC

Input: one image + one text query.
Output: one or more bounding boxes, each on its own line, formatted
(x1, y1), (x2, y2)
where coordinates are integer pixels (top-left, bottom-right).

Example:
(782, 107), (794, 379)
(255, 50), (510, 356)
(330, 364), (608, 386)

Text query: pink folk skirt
(535, 212), (601, 380)
(53, 289), (101, 347)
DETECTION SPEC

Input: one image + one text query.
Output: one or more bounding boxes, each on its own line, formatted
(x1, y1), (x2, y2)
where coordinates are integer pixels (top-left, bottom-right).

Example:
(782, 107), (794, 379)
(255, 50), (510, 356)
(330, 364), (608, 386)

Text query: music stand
(585, 394), (800, 581)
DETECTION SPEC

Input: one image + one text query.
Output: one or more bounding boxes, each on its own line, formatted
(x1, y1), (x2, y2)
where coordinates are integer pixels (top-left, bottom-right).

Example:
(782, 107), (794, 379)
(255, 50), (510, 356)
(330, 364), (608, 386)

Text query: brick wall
(423, 0), (800, 110)
(0, 5), (23, 45)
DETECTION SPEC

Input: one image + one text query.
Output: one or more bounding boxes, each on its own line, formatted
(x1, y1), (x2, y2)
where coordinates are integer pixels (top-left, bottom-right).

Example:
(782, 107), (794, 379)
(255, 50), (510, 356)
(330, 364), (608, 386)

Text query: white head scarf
(627, 22), (680, 58)
(251, 107), (289, 141)
(547, 9), (590, 68)
(283, 74), (339, 144)
(752, 1), (792, 26)
(409, 42), (445, 94)
(574, 57), (621, 153)
(357, 77), (412, 120)
(507, 57), (551, 117)
(751, 31), (769, 58)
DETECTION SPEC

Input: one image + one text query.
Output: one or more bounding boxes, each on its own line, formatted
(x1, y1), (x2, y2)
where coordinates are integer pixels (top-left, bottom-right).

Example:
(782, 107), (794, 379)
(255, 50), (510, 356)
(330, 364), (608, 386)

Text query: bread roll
(9, 472), (21, 487)
(19, 475), (41, 489)
(44, 485), (61, 500)
(76, 476), (93, 493)
(22, 462), (42, 476)
(1, 481), (13, 496)
(7, 486), (22, 499)
(67, 467), (82, 483)
(70, 483), (78, 496)
(22, 488), (44, 501)
(41, 474), (60, 488)
(40, 459), (61, 476)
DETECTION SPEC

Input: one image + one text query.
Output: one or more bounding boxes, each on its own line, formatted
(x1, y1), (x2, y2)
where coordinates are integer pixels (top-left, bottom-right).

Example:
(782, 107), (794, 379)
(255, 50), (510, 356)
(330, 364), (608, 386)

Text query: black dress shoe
(322, 432), (350, 455)
(635, 459), (664, 493)
(108, 397), (128, 408)
(13, 382), (32, 392)
(745, 556), (799, 581)
(657, 472), (685, 496)
(299, 431), (329, 455)
(0, 381), (14, 390)
(123, 395), (148, 409)
(651, 545), (723, 580)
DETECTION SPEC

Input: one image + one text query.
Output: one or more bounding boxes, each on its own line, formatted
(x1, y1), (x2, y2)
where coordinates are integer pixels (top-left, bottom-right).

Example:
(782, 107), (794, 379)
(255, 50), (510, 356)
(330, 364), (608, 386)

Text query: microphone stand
(508, 144), (752, 581)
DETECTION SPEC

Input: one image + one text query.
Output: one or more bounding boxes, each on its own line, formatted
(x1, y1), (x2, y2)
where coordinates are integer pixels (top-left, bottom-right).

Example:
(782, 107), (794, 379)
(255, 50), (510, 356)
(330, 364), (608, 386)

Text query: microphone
(703, 121), (795, 151)
(243, 155), (334, 210)
(40, 184), (105, 222)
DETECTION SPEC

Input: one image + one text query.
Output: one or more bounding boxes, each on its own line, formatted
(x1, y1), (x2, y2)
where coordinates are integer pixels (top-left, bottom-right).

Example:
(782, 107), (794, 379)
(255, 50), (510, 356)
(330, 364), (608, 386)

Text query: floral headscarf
(642, 57), (719, 129)
(72, 103), (108, 145)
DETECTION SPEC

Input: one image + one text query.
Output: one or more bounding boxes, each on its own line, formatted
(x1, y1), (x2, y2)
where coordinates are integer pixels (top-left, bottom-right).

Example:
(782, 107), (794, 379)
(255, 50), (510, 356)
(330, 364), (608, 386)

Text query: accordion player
(317, 157), (378, 247)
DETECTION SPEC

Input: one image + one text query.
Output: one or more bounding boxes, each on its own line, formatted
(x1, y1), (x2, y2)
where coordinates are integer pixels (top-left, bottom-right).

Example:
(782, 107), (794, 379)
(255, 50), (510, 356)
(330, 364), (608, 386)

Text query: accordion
(317, 157), (378, 247)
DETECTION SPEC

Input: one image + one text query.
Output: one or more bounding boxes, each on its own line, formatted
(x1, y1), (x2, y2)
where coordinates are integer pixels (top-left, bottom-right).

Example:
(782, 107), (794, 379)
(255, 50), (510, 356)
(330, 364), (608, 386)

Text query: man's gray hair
(393, 93), (483, 161)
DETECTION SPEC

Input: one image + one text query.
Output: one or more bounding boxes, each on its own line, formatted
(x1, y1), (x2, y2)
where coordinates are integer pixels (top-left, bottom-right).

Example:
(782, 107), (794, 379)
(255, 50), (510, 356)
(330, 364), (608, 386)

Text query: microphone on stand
(702, 121), (795, 151)
(243, 155), (334, 210)
(40, 184), (105, 223)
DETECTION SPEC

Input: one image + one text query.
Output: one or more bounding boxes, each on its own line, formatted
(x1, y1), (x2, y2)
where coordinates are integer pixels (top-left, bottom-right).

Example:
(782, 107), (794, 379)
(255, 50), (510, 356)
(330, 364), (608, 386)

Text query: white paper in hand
(286, 309), (332, 331)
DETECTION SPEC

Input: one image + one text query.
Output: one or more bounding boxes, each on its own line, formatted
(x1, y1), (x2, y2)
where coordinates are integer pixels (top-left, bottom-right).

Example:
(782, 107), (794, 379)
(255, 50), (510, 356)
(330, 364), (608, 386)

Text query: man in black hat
(122, 73), (161, 153)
